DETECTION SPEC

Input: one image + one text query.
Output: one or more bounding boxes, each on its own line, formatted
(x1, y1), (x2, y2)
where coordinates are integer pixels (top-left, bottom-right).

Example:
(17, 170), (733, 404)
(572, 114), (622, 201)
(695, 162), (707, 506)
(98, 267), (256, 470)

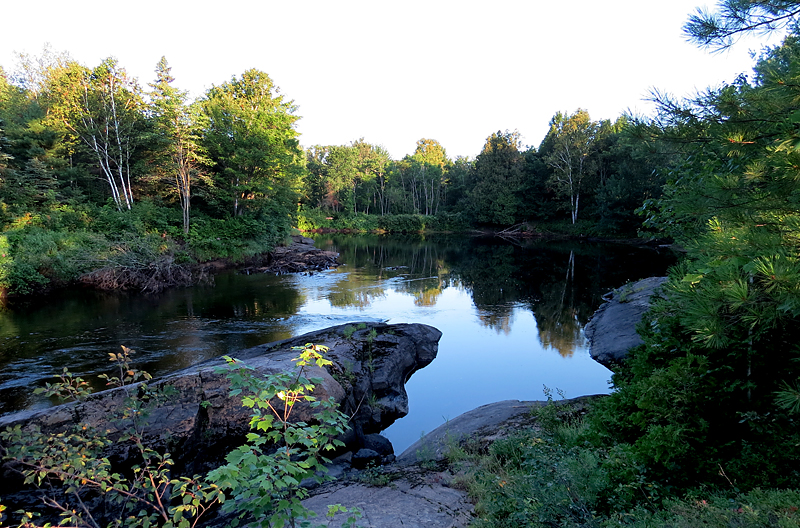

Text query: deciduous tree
(46, 58), (144, 211)
(200, 69), (303, 219)
(148, 56), (207, 234)
(542, 109), (600, 224)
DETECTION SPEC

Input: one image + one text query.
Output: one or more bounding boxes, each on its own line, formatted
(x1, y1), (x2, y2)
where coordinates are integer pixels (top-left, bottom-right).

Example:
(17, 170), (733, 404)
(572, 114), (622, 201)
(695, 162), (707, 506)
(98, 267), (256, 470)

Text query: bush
(0, 227), (115, 293)
(587, 276), (800, 490)
(0, 344), (358, 528)
(296, 205), (335, 231)
(188, 215), (287, 262)
(599, 489), (800, 528)
(209, 344), (351, 527)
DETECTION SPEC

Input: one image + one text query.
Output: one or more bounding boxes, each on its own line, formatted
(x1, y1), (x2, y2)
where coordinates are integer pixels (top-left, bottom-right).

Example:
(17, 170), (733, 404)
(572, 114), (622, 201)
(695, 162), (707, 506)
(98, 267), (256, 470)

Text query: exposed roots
(79, 257), (196, 293)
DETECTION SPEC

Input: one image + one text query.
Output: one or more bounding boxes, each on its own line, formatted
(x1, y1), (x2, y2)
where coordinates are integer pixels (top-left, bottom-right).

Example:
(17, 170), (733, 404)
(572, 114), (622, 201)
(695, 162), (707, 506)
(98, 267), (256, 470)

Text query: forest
(0, 43), (668, 299)
(2, 0), (800, 526)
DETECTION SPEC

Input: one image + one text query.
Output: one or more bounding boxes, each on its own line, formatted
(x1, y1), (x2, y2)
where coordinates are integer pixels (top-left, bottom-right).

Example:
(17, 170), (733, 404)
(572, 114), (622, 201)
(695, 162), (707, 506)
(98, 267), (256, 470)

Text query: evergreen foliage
(592, 28), (800, 491)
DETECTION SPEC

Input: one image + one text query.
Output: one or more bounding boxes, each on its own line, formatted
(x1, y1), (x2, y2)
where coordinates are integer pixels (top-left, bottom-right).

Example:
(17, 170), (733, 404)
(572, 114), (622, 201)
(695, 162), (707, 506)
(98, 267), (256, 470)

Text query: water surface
(0, 234), (675, 452)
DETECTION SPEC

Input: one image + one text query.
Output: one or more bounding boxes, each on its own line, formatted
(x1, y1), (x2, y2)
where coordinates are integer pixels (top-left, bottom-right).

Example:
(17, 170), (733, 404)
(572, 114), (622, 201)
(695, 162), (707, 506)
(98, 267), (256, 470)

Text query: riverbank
(0, 233), (341, 302)
(302, 222), (674, 250)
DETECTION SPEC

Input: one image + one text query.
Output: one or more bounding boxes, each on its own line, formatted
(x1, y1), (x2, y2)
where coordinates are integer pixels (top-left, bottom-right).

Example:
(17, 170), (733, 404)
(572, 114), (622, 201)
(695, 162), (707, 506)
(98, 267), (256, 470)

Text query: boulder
(363, 433), (394, 456)
(352, 449), (382, 469)
(0, 322), (441, 482)
(584, 276), (668, 368)
(396, 397), (600, 465)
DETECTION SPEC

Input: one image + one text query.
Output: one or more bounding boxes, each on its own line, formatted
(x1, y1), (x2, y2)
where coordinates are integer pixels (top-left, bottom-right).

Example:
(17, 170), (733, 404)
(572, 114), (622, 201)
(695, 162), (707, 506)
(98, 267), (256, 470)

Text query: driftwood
(241, 244), (341, 275)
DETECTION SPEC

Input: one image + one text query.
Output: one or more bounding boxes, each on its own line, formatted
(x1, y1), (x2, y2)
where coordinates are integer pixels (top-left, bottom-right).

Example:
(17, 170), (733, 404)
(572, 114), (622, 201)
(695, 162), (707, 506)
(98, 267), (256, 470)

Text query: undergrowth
(0, 344), (361, 528)
(447, 393), (800, 528)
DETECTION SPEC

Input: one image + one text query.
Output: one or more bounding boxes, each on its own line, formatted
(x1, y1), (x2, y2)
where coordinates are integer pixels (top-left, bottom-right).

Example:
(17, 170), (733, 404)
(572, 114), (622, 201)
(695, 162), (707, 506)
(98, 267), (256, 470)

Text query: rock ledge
(584, 276), (668, 368)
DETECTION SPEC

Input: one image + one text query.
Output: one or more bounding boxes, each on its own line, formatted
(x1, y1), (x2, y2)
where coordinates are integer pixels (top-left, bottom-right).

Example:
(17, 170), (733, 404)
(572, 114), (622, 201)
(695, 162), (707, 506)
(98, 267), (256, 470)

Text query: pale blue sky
(0, 0), (780, 159)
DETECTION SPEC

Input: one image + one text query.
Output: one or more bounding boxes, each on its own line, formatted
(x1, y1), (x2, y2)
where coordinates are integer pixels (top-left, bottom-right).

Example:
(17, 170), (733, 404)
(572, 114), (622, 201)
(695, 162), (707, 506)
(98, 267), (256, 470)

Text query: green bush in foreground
(0, 344), (359, 528)
(208, 345), (352, 528)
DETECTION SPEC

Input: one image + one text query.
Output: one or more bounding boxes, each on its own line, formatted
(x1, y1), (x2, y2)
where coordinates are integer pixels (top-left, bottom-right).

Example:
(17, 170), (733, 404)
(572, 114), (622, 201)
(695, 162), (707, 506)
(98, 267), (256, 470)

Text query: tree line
(0, 47), (672, 237)
(0, 45), (675, 297)
(303, 113), (669, 234)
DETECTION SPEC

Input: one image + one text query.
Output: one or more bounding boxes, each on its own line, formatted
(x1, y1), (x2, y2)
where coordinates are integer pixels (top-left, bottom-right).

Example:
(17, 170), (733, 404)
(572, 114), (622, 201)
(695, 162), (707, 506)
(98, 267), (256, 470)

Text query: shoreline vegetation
(3, 1), (800, 526)
(0, 207), (663, 304)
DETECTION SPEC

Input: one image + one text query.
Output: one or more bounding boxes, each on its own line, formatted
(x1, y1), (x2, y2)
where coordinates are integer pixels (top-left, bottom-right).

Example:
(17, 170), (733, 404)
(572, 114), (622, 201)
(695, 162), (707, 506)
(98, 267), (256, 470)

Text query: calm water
(0, 234), (675, 452)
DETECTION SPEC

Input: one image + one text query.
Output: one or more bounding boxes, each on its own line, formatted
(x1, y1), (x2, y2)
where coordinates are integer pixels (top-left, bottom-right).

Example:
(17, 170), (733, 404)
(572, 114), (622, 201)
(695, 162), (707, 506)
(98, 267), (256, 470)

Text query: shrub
(296, 207), (470, 233)
(296, 205), (334, 231)
(209, 344), (351, 527)
(0, 344), (357, 528)
(188, 215), (286, 262)
(378, 214), (425, 233)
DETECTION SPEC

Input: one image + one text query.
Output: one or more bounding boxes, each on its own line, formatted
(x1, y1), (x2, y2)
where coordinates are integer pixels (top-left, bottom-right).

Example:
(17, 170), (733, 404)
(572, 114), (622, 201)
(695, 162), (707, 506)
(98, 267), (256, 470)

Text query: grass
(441, 400), (800, 528)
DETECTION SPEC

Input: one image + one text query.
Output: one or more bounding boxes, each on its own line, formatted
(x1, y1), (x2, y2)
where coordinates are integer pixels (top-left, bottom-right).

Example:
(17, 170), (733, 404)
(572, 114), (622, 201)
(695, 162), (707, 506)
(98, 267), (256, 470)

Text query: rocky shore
(0, 276), (665, 527)
(0, 322), (441, 512)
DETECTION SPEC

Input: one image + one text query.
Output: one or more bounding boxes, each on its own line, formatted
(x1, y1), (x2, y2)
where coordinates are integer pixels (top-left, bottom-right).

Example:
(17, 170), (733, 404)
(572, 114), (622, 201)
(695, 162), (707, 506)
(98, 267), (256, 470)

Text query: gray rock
(0, 322), (441, 486)
(584, 276), (668, 368)
(397, 397), (600, 465)
(302, 472), (473, 528)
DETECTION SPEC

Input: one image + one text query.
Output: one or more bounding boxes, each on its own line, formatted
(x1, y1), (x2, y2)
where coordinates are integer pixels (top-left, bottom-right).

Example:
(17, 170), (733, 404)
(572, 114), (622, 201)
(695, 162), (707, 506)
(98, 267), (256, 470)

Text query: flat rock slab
(397, 397), (600, 465)
(584, 276), (668, 368)
(303, 474), (473, 528)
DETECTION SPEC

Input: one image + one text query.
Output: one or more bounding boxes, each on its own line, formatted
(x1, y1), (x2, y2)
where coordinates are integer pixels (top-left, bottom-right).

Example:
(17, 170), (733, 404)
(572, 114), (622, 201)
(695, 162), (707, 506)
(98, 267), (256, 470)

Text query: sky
(0, 0), (782, 160)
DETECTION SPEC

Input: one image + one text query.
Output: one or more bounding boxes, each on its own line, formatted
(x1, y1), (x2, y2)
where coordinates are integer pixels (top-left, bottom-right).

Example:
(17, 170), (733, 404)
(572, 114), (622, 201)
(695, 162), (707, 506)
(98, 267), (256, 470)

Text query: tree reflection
(327, 280), (387, 309)
(477, 310), (514, 335)
(318, 235), (453, 308)
(442, 238), (675, 353)
(534, 281), (585, 357)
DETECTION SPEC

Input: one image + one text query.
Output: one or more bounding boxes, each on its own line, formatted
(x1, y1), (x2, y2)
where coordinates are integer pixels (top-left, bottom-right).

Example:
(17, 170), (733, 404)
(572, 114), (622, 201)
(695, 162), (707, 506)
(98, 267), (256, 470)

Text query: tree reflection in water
(314, 234), (675, 358)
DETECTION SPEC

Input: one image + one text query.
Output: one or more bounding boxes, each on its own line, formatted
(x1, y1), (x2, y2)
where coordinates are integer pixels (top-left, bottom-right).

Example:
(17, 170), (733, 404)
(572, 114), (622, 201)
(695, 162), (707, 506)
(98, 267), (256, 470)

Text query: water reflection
(0, 234), (676, 453)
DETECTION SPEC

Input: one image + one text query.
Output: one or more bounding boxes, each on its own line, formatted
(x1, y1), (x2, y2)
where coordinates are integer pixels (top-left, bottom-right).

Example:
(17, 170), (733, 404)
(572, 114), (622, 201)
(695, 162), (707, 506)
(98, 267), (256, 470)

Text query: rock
(584, 276), (668, 368)
(396, 397), (600, 465)
(363, 433), (394, 456)
(302, 471), (474, 528)
(291, 234), (316, 246)
(352, 449), (382, 469)
(0, 322), (441, 489)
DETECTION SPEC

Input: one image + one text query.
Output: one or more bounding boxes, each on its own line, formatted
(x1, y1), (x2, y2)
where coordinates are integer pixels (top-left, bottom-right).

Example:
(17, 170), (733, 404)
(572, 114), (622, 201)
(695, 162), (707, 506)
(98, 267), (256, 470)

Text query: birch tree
(543, 109), (600, 224)
(47, 58), (143, 211)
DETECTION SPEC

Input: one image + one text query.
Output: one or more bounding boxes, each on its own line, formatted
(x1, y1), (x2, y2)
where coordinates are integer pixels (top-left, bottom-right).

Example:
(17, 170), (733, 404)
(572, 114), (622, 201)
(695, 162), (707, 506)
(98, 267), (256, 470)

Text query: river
(0, 233), (676, 453)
